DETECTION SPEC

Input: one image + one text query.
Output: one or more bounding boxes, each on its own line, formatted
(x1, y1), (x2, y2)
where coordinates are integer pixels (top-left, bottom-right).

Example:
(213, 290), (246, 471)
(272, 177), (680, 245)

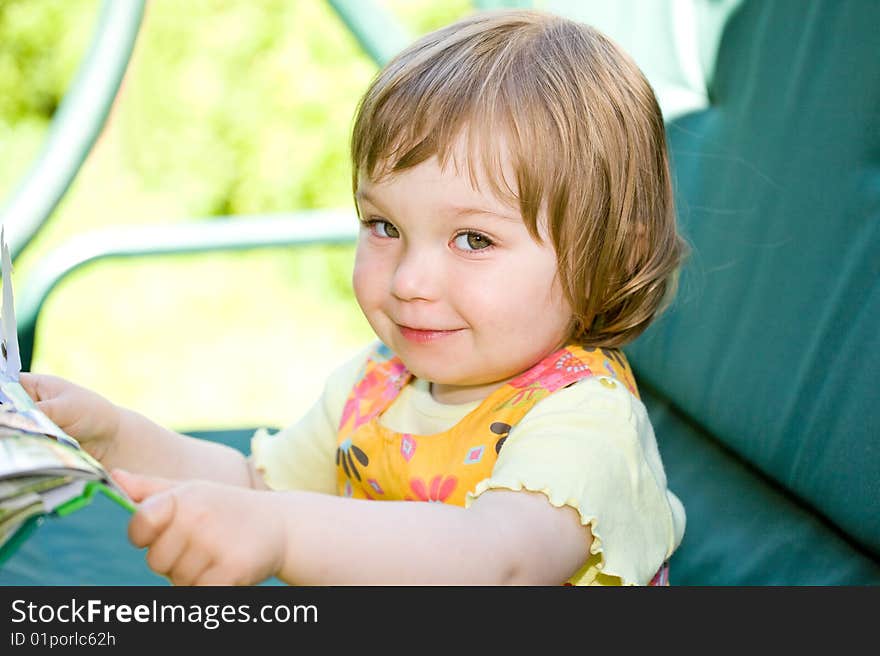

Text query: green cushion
(0, 429), (281, 585)
(626, 0), (880, 559)
(642, 386), (880, 585)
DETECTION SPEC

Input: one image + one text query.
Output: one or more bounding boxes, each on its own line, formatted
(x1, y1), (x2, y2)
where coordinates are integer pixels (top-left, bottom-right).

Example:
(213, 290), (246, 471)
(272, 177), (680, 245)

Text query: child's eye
(452, 231), (494, 252)
(364, 219), (400, 239)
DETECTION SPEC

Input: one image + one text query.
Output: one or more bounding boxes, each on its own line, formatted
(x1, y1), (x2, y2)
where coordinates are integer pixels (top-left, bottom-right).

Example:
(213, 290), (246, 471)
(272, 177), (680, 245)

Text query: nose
(391, 245), (442, 302)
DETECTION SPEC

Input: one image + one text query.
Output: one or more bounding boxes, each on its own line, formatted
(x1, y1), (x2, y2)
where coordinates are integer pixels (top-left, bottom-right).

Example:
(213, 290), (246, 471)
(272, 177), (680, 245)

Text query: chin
(407, 359), (499, 388)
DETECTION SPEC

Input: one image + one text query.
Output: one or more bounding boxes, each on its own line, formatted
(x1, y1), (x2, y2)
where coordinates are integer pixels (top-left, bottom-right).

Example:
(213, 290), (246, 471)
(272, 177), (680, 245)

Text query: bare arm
(274, 488), (590, 585)
(110, 407), (267, 488)
(122, 470), (591, 585)
(20, 372), (266, 489)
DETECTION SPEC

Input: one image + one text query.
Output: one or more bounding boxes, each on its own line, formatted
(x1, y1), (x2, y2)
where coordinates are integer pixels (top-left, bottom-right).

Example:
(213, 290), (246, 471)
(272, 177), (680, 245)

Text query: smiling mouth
(396, 324), (464, 343)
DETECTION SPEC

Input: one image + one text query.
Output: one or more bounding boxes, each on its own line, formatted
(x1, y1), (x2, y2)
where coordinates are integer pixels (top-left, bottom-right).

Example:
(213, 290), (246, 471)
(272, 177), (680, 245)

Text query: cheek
(449, 266), (531, 329)
(548, 283), (574, 337)
(538, 268), (572, 324)
(352, 245), (379, 309)
(482, 256), (570, 336)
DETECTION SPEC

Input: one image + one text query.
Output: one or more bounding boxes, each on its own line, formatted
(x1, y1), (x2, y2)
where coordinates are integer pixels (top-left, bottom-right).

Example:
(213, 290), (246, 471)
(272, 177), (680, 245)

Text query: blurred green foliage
(0, 0), (472, 430)
(2, 0), (472, 218)
(0, 0), (98, 201)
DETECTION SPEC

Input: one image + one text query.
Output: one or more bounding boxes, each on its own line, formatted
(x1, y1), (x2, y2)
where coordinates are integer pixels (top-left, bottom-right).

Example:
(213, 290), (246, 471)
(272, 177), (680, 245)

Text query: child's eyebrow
(356, 188), (519, 222)
(448, 205), (521, 222)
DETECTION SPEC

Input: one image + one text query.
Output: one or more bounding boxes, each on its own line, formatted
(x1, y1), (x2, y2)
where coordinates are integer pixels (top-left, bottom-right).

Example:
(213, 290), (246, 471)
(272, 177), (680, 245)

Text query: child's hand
(19, 372), (121, 462)
(113, 469), (286, 586)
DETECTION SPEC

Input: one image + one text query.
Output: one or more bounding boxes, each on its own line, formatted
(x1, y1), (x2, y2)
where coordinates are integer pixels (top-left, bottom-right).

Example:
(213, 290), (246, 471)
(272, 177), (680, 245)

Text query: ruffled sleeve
(250, 343), (374, 493)
(465, 375), (685, 586)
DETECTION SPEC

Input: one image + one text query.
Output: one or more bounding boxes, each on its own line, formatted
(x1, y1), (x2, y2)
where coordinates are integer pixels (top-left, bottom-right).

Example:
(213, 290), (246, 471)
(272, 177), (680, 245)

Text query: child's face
(352, 146), (572, 403)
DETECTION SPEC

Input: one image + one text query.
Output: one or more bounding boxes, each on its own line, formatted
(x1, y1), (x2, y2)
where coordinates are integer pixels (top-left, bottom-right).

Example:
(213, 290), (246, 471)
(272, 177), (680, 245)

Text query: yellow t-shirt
(251, 342), (686, 585)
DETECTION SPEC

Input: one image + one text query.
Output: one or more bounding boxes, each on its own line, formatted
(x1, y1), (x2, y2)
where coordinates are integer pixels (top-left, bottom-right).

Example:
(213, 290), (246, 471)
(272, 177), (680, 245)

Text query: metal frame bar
(0, 0), (146, 260)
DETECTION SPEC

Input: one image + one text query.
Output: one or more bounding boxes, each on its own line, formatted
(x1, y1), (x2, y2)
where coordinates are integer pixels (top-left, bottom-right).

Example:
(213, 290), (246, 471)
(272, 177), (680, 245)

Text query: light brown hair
(351, 9), (689, 347)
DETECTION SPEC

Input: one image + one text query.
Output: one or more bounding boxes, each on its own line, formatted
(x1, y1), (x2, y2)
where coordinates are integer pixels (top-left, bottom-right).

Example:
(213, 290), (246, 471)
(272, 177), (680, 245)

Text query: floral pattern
(336, 342), (639, 506)
(336, 438), (369, 482)
(400, 434), (417, 462)
(333, 341), (661, 584)
(491, 422), (511, 454)
(408, 475), (457, 503)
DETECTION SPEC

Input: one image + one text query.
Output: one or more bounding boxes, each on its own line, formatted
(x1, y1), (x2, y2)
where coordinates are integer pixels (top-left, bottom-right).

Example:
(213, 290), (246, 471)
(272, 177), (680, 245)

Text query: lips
(396, 324), (463, 344)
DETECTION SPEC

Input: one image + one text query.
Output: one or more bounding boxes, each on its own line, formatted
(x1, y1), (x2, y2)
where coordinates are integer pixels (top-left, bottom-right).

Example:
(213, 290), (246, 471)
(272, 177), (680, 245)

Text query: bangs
(361, 95), (521, 210)
(350, 13), (575, 237)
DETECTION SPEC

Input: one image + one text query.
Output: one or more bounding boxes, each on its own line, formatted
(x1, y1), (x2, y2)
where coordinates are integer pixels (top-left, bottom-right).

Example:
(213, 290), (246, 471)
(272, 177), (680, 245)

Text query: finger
(128, 491), (176, 549)
(194, 564), (242, 586)
(143, 522), (190, 578)
(14, 375), (76, 430)
(168, 550), (213, 587)
(17, 373), (40, 400)
(33, 397), (66, 424)
(112, 469), (177, 503)
(18, 372), (65, 402)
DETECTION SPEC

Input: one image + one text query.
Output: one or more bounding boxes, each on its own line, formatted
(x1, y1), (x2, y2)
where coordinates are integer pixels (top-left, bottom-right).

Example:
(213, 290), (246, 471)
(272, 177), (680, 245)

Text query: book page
(0, 229), (133, 515)
(0, 433), (104, 480)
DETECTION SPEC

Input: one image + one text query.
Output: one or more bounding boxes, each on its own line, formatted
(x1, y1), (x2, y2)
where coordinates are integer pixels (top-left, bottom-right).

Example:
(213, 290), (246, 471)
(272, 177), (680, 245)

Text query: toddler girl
(22, 9), (687, 585)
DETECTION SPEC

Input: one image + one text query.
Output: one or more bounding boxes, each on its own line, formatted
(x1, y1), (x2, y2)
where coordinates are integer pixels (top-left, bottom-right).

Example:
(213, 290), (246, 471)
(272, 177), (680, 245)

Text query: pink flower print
(505, 350), (591, 406)
(339, 397), (359, 432)
(409, 475), (458, 503)
(340, 358), (410, 432)
(340, 368), (383, 430)
(506, 368), (550, 405)
(377, 359), (409, 403)
(463, 445), (485, 464)
(507, 384), (539, 406)
(400, 433), (417, 462)
(548, 352), (591, 389)
(508, 361), (547, 391)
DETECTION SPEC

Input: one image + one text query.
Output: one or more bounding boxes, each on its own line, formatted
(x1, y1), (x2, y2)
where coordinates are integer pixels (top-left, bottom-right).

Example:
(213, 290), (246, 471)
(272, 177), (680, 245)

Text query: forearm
(107, 406), (253, 487)
(272, 491), (560, 585)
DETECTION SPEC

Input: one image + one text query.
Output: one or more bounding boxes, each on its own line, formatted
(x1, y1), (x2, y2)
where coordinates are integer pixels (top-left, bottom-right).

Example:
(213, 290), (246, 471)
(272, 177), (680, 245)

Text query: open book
(0, 228), (135, 565)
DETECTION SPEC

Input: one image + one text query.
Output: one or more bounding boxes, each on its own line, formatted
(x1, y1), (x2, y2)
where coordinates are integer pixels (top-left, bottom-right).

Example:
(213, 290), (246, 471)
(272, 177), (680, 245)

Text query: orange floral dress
(335, 341), (669, 585)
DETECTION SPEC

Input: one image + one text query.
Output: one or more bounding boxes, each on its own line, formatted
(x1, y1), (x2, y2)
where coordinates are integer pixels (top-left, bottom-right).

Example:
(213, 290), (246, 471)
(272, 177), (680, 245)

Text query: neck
(428, 378), (511, 405)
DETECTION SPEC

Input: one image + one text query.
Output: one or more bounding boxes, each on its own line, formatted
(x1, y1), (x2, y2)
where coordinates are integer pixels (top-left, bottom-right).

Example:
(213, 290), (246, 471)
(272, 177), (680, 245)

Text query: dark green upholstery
(625, 0), (880, 583)
(642, 388), (879, 585)
(0, 429), (278, 585)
